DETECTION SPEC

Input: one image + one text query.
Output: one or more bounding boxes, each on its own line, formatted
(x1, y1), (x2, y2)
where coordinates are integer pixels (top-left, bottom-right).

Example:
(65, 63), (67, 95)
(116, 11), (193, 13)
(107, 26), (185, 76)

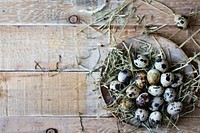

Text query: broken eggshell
(174, 14), (189, 30)
(133, 54), (149, 68)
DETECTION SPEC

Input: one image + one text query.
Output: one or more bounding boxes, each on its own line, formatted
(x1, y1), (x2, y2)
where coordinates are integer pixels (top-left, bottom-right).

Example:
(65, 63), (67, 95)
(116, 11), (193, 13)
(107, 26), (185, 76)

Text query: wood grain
(0, 0), (199, 132)
(0, 117), (199, 133)
(0, 0), (199, 25)
(0, 25), (199, 70)
(0, 72), (100, 116)
(0, 26), (108, 71)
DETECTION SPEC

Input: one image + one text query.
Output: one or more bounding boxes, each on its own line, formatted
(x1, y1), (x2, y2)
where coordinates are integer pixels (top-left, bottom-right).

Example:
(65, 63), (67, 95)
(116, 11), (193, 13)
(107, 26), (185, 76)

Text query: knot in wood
(68, 15), (80, 24)
(46, 128), (58, 133)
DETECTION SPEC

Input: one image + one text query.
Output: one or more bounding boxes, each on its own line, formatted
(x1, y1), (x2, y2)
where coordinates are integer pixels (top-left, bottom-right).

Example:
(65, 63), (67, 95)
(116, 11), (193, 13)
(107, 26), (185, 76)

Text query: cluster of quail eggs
(109, 54), (184, 127)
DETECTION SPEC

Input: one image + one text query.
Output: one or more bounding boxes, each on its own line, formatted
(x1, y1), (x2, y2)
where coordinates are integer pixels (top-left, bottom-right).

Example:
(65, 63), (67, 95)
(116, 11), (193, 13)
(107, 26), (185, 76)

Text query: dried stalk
(179, 28), (200, 48)
(78, 112), (84, 131)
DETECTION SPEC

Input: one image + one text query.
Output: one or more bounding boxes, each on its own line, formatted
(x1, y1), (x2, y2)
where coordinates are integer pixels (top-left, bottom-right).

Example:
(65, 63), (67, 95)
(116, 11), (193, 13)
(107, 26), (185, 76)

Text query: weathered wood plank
(0, 0), (199, 25)
(0, 72), (100, 116)
(0, 117), (200, 133)
(0, 25), (199, 70)
(0, 26), (108, 71)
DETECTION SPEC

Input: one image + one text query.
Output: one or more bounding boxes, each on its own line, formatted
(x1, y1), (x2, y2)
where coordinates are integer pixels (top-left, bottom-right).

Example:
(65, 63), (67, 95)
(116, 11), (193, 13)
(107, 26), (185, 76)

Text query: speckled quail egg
(126, 85), (141, 99)
(120, 98), (134, 111)
(155, 58), (169, 73)
(149, 97), (164, 111)
(160, 72), (174, 87)
(118, 69), (132, 83)
(171, 73), (183, 88)
(148, 85), (164, 96)
(109, 80), (125, 92)
(135, 108), (149, 122)
(149, 111), (162, 127)
(167, 101), (183, 115)
(135, 71), (147, 89)
(174, 14), (189, 30)
(163, 88), (176, 102)
(147, 69), (160, 85)
(136, 93), (150, 108)
(134, 54), (149, 68)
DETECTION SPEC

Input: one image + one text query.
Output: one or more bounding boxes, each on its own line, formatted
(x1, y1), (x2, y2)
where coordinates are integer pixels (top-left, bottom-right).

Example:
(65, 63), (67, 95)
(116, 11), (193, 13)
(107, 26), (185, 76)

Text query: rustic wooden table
(0, 0), (199, 133)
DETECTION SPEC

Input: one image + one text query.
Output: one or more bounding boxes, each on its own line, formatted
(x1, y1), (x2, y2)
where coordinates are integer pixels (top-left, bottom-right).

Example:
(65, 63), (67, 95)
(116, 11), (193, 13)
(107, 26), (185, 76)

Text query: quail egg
(149, 111), (162, 127)
(160, 72), (174, 87)
(163, 88), (176, 102)
(136, 93), (150, 108)
(147, 69), (160, 85)
(134, 54), (149, 68)
(148, 85), (164, 96)
(167, 101), (183, 115)
(155, 58), (169, 73)
(174, 14), (189, 30)
(149, 97), (164, 111)
(118, 69), (132, 83)
(120, 98), (134, 111)
(126, 85), (141, 99)
(171, 73), (183, 88)
(135, 71), (147, 89)
(135, 108), (149, 122)
(109, 80), (125, 92)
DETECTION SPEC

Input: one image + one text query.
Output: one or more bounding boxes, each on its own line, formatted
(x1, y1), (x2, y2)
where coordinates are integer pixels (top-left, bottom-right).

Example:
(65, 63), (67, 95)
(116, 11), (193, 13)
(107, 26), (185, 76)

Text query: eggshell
(134, 54), (149, 68)
(126, 85), (141, 99)
(167, 101), (183, 115)
(147, 69), (160, 85)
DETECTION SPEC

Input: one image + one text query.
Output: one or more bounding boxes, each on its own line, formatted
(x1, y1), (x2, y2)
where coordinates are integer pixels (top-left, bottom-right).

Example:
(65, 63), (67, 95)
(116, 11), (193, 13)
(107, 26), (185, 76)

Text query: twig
(34, 61), (45, 72)
(165, 115), (180, 130)
(132, 38), (153, 46)
(172, 52), (200, 72)
(153, 0), (175, 15)
(191, 37), (200, 49)
(140, 0), (170, 16)
(168, 29), (181, 39)
(179, 28), (200, 48)
(78, 112), (84, 131)
(152, 36), (166, 59)
(145, 24), (168, 34)
(56, 55), (62, 70)
(79, 20), (103, 35)
(181, 103), (196, 117)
